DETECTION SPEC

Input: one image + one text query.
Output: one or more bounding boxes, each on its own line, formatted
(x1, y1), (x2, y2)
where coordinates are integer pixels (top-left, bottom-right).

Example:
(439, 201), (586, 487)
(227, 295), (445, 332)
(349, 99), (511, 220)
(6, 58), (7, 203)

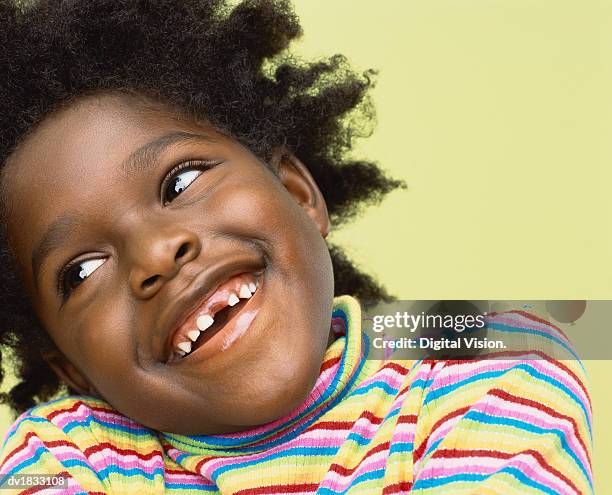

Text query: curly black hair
(0, 0), (404, 415)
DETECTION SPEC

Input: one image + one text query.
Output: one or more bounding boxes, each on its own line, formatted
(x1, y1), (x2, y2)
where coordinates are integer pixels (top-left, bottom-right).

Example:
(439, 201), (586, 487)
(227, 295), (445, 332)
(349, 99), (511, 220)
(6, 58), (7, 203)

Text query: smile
(167, 271), (263, 363)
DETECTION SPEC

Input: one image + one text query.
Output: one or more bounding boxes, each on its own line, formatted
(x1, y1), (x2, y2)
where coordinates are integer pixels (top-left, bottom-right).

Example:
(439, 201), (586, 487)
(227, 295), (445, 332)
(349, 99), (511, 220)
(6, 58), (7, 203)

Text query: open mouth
(167, 272), (262, 363)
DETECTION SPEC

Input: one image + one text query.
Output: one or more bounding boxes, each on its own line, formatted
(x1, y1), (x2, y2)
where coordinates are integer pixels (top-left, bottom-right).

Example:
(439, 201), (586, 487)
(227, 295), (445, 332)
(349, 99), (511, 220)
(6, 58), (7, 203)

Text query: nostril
(175, 242), (189, 260)
(142, 274), (160, 289)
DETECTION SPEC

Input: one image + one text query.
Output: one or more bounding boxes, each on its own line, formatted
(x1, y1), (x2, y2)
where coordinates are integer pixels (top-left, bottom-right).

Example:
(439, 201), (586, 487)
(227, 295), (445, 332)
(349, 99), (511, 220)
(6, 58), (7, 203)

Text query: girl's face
(2, 94), (334, 434)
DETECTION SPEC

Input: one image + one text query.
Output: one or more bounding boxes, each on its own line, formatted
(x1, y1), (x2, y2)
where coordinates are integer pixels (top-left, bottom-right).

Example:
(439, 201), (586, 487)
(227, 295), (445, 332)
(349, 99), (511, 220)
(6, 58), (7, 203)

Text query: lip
(160, 253), (265, 362)
(175, 277), (263, 363)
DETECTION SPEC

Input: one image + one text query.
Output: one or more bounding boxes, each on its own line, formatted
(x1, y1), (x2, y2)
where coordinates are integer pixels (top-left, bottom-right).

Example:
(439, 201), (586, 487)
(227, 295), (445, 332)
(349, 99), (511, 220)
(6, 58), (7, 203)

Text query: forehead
(5, 94), (191, 191)
(1, 94), (210, 274)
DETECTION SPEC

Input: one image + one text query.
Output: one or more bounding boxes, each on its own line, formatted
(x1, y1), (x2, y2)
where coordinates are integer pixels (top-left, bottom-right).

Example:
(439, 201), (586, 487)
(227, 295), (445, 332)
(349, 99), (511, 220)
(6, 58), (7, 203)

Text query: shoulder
(0, 395), (161, 469)
(415, 309), (591, 420)
(5, 395), (157, 440)
(0, 396), (167, 492)
(404, 312), (594, 493)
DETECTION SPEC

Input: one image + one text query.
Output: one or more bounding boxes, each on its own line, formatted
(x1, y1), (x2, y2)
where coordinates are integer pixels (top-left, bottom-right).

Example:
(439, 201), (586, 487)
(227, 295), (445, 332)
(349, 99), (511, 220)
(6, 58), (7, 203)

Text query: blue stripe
(87, 463), (164, 481)
(3, 416), (51, 445)
(413, 465), (580, 495)
(0, 446), (101, 485)
(389, 442), (414, 454)
(63, 416), (152, 436)
(464, 410), (593, 490)
(208, 447), (340, 480)
(166, 482), (217, 491)
(349, 380), (399, 397)
(317, 468), (385, 495)
(345, 432), (372, 446)
(409, 375), (435, 392)
(421, 437), (444, 461)
(422, 363), (590, 432)
(486, 321), (579, 360)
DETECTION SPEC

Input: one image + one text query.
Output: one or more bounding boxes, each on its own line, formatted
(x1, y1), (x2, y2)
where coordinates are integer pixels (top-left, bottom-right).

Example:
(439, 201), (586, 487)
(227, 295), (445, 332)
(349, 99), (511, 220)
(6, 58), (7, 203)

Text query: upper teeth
(174, 279), (260, 359)
(177, 341), (192, 353)
(196, 314), (214, 331)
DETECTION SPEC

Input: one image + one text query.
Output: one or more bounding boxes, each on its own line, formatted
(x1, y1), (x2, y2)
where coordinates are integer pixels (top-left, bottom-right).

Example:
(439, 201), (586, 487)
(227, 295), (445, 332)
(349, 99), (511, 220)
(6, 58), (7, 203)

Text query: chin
(233, 357), (323, 428)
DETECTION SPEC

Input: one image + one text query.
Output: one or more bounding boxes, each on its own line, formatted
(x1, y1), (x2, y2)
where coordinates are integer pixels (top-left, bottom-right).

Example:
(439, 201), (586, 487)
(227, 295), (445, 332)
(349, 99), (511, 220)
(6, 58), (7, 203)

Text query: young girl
(0, 0), (593, 493)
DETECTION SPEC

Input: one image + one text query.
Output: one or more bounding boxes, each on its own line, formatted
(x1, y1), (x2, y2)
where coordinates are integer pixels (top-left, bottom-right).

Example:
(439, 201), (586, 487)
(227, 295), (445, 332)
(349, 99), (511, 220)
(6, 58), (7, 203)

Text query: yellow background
(293, 0), (609, 491)
(0, 0), (610, 492)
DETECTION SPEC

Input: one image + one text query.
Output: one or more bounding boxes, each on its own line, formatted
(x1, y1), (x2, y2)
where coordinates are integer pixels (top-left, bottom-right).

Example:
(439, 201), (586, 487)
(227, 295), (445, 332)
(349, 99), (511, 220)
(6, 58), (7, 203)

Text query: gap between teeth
(177, 282), (259, 357)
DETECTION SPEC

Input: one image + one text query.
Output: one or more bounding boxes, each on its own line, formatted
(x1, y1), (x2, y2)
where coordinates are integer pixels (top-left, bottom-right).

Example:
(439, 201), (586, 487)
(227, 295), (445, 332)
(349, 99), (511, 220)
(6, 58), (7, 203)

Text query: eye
(59, 258), (106, 298)
(164, 169), (202, 203)
(161, 160), (218, 205)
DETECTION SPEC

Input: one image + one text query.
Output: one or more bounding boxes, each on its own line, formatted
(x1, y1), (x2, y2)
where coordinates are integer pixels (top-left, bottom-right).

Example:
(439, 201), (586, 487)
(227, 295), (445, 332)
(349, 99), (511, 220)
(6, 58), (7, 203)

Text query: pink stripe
(421, 414), (462, 451)
(353, 367), (407, 392)
(165, 473), (213, 485)
(200, 431), (351, 475)
(418, 458), (574, 495)
(430, 359), (588, 418)
(471, 396), (590, 469)
(320, 454), (388, 489)
(3, 436), (92, 474)
(492, 313), (570, 342)
(52, 407), (144, 432)
(429, 360), (521, 392)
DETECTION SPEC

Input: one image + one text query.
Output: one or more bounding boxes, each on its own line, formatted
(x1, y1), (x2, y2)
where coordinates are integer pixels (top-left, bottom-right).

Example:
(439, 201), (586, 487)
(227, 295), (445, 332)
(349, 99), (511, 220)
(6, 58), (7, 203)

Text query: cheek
(56, 297), (136, 383)
(210, 173), (326, 271)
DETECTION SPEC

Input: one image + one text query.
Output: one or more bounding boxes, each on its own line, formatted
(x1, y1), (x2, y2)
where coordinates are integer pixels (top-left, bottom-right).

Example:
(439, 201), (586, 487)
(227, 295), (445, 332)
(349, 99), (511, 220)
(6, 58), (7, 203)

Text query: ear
(271, 149), (330, 237)
(41, 348), (100, 398)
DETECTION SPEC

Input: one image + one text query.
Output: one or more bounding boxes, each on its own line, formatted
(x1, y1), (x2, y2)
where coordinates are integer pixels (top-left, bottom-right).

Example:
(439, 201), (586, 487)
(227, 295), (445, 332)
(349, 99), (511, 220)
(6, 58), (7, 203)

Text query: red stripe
(382, 481), (413, 494)
(485, 309), (590, 399)
(165, 468), (213, 476)
(357, 410), (384, 426)
(2, 433), (83, 468)
(488, 388), (591, 466)
(507, 310), (570, 340)
(396, 414), (417, 425)
(428, 407), (470, 434)
(432, 448), (583, 494)
(46, 400), (116, 421)
(379, 362), (410, 376)
(235, 482), (319, 494)
(18, 472), (105, 495)
(194, 420), (360, 472)
(2, 431), (161, 468)
(83, 442), (162, 461)
(320, 356), (341, 373)
(413, 406), (470, 463)
(305, 420), (354, 431)
(328, 442), (390, 477)
(407, 355), (590, 410)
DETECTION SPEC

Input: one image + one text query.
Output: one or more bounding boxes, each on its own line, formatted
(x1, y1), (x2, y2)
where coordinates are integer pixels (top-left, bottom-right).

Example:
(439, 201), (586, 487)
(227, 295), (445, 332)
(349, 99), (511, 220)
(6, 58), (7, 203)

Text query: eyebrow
(121, 131), (215, 175)
(31, 213), (82, 287)
(31, 131), (214, 286)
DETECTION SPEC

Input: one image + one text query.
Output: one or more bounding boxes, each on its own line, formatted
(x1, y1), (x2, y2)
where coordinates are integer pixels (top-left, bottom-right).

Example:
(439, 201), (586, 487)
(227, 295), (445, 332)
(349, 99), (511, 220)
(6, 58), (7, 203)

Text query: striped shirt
(0, 296), (593, 494)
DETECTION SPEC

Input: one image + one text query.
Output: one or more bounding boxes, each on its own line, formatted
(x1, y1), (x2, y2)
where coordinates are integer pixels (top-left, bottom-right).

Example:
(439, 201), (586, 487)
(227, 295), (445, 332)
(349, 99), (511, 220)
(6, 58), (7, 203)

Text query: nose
(128, 225), (201, 299)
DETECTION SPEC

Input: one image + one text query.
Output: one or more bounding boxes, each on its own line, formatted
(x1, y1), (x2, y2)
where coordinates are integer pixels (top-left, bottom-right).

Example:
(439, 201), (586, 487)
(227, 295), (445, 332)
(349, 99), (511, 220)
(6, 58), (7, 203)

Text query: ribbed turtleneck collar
(159, 295), (366, 456)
